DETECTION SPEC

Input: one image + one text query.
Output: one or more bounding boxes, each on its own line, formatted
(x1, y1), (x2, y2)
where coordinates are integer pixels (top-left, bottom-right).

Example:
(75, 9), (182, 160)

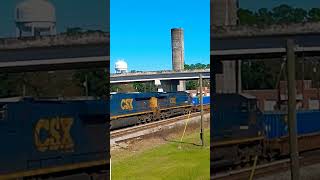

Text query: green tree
(238, 5), (315, 26)
(292, 8), (308, 23)
(308, 8), (320, 21)
(184, 63), (209, 90)
(184, 63), (209, 70)
(242, 61), (275, 90)
(73, 68), (108, 97)
(238, 8), (258, 25)
(110, 85), (122, 92)
(133, 82), (156, 92)
(256, 8), (274, 25)
(186, 80), (198, 90)
(0, 73), (21, 98)
(65, 27), (84, 35)
(272, 4), (294, 23)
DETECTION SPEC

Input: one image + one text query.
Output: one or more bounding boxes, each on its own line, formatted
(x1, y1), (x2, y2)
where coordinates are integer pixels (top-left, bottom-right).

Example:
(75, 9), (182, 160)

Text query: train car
(110, 92), (193, 130)
(192, 95), (210, 112)
(211, 93), (264, 170)
(0, 97), (109, 179)
(262, 111), (320, 158)
(191, 96), (210, 106)
(212, 93), (320, 171)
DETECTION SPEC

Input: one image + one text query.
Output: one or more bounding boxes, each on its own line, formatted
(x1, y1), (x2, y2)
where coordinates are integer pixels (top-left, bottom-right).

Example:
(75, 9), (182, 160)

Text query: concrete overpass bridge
(110, 70), (210, 83)
(211, 22), (320, 93)
(111, 70), (210, 92)
(0, 33), (109, 72)
(211, 22), (320, 60)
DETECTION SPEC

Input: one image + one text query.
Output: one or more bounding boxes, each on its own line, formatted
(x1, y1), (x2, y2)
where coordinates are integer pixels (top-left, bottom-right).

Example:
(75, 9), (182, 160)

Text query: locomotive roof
(0, 96), (100, 103)
(110, 91), (189, 94)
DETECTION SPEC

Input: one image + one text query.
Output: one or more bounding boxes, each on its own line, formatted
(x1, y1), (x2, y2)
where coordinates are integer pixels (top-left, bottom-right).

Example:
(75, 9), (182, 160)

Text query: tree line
(238, 5), (320, 25)
(239, 5), (320, 90)
(0, 68), (108, 98)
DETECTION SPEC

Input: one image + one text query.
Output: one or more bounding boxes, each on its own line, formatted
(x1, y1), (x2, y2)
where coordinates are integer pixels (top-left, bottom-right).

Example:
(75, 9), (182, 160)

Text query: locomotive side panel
(0, 99), (109, 178)
(110, 92), (193, 130)
(212, 94), (262, 141)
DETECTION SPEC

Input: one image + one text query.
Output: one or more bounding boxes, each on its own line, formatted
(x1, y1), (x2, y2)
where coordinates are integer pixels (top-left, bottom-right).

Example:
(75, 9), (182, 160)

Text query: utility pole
(286, 39), (300, 180)
(199, 74), (204, 146)
(22, 84), (26, 97)
(301, 56), (305, 109)
(84, 75), (89, 98)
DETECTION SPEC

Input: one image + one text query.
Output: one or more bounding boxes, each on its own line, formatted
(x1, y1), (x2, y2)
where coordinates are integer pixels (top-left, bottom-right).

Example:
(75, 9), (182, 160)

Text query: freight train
(0, 97), (109, 179)
(212, 93), (320, 171)
(110, 91), (210, 130)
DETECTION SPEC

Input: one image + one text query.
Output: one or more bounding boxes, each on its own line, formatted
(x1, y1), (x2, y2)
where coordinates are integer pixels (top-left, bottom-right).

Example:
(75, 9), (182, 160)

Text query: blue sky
(110, 0), (210, 72)
(0, 0), (109, 38)
(240, 0), (317, 10)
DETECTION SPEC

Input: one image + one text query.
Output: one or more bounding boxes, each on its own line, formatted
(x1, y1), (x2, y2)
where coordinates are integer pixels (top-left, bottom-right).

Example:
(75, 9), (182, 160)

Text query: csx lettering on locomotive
(121, 98), (133, 110)
(34, 117), (74, 152)
(169, 97), (176, 104)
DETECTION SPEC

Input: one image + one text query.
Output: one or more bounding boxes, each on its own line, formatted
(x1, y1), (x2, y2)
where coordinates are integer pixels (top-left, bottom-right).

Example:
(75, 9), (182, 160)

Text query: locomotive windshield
(0, 105), (7, 121)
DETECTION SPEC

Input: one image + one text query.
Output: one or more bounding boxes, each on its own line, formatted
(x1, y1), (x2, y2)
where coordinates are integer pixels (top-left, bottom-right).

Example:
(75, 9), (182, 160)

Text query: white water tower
(15, 0), (57, 37)
(115, 60), (128, 74)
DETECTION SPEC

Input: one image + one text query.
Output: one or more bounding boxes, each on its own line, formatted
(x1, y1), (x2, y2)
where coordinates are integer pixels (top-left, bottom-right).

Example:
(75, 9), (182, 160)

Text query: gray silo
(211, 0), (239, 26)
(171, 28), (184, 71)
(171, 28), (185, 91)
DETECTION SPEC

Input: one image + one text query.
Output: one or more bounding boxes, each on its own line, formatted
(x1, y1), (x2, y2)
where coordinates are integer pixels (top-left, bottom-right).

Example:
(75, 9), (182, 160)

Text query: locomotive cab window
(240, 102), (248, 112)
(135, 97), (151, 101)
(248, 101), (257, 112)
(0, 105), (7, 121)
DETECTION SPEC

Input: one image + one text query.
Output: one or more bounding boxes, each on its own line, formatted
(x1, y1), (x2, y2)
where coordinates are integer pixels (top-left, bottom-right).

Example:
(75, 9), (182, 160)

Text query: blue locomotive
(110, 91), (210, 130)
(212, 93), (320, 171)
(0, 97), (109, 179)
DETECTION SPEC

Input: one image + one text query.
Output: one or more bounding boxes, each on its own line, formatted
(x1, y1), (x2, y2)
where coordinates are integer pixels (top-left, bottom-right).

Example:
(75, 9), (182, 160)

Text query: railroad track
(211, 150), (320, 180)
(111, 112), (208, 140)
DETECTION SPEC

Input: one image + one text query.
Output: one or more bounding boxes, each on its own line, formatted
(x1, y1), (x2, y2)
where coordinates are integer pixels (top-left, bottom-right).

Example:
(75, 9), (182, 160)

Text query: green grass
(111, 129), (210, 180)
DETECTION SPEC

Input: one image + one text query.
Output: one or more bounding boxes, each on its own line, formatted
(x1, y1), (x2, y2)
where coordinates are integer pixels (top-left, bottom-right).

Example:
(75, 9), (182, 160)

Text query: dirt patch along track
(111, 113), (210, 159)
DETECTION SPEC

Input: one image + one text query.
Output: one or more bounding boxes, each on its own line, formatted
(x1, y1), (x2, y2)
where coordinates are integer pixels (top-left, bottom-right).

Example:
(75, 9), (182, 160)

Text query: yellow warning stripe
(212, 136), (264, 147)
(111, 105), (192, 120)
(0, 159), (108, 179)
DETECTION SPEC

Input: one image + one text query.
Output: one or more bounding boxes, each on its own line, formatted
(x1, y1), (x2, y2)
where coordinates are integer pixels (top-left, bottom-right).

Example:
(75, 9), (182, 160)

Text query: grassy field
(111, 129), (210, 180)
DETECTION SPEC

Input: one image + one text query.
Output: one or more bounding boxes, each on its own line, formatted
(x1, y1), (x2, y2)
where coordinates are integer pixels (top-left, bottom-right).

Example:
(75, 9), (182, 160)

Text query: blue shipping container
(192, 96), (210, 106)
(261, 111), (320, 139)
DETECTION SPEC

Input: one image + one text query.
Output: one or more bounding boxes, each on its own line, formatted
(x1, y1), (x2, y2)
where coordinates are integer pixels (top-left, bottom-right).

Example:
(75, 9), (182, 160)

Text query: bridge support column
(222, 61), (236, 93)
(177, 80), (186, 91)
(236, 60), (242, 93)
(161, 80), (180, 92)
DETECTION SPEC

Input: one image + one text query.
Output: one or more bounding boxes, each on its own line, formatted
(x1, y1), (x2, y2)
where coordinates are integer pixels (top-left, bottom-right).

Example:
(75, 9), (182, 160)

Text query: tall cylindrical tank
(211, 0), (239, 26)
(171, 28), (184, 71)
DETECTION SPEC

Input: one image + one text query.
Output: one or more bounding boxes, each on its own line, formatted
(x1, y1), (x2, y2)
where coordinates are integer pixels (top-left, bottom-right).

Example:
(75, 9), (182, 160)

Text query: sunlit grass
(112, 129), (210, 180)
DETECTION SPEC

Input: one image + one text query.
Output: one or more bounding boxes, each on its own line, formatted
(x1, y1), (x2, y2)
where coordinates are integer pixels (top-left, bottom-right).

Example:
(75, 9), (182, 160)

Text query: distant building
(244, 80), (320, 111)
(115, 60), (128, 74)
(15, 0), (57, 37)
